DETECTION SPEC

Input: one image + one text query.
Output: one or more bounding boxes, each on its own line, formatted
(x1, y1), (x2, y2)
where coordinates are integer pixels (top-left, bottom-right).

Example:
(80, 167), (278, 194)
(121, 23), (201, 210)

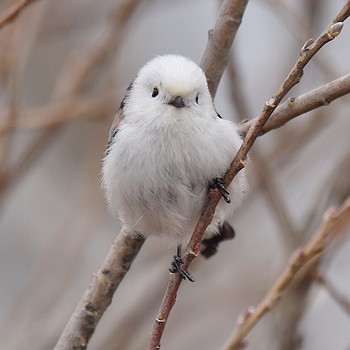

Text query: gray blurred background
(0, 0), (350, 349)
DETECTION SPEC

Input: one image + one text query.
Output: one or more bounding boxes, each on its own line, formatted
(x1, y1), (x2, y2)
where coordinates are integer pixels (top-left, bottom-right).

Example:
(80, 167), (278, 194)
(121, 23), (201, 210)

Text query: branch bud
(237, 306), (256, 325)
(301, 38), (315, 52)
(327, 22), (343, 39)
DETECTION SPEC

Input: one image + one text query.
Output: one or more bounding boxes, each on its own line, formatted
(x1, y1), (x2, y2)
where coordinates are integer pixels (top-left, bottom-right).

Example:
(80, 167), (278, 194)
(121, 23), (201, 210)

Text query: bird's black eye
(195, 94), (199, 104)
(152, 87), (159, 98)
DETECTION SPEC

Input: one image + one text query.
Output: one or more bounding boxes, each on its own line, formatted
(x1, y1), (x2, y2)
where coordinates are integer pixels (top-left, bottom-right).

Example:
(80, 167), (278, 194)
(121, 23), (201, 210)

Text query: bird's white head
(123, 55), (216, 120)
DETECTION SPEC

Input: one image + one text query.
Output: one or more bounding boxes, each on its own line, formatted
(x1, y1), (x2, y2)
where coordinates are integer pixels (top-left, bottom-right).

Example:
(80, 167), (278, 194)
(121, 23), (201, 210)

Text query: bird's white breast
(102, 107), (244, 241)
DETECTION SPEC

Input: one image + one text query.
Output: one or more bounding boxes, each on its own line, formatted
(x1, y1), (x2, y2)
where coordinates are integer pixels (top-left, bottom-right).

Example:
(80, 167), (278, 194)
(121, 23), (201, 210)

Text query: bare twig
(0, 0), (40, 30)
(228, 54), (298, 250)
(148, 4), (350, 348)
(54, 230), (145, 350)
(223, 199), (350, 350)
(238, 73), (350, 137)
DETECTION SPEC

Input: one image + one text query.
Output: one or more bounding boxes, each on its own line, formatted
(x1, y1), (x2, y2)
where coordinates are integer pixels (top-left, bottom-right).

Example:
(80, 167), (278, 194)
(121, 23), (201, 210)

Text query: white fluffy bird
(102, 55), (246, 276)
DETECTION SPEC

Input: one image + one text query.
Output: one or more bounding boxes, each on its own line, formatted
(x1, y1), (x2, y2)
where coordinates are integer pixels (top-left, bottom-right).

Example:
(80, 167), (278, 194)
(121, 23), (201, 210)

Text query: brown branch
(54, 230), (145, 350)
(0, 0), (39, 30)
(238, 73), (350, 137)
(223, 199), (350, 350)
(201, 0), (249, 98)
(228, 55), (299, 250)
(148, 4), (350, 348)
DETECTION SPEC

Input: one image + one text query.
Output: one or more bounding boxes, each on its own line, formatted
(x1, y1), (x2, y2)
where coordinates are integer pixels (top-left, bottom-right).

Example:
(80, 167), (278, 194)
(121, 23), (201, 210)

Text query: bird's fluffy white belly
(102, 115), (245, 241)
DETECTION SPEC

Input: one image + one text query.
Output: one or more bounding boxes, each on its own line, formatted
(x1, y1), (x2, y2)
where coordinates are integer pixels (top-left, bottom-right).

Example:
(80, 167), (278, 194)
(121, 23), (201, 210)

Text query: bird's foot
(212, 178), (231, 203)
(169, 244), (195, 282)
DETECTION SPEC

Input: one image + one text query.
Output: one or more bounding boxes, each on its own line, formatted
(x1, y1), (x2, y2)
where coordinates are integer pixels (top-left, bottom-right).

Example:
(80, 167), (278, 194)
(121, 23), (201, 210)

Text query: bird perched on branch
(102, 55), (246, 280)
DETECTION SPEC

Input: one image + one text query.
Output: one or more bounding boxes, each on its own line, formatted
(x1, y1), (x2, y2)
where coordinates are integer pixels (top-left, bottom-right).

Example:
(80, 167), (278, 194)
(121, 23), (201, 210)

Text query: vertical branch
(201, 0), (249, 98)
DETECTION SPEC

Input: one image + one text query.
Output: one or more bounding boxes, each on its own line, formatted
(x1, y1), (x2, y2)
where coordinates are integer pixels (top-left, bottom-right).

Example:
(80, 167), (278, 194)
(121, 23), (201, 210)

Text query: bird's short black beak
(169, 96), (185, 108)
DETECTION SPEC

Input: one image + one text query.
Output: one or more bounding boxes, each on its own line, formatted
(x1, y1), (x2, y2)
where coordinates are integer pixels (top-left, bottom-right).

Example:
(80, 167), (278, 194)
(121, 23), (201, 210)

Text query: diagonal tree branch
(148, 3), (350, 348)
(54, 230), (145, 350)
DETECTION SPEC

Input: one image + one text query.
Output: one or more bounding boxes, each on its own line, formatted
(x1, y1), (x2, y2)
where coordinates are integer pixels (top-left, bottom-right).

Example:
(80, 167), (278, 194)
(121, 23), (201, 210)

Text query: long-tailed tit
(102, 55), (246, 280)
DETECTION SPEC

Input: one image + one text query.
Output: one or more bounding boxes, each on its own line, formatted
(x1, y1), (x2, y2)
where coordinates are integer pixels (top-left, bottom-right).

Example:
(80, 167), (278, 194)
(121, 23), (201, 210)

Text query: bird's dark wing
(105, 109), (123, 155)
(105, 81), (134, 155)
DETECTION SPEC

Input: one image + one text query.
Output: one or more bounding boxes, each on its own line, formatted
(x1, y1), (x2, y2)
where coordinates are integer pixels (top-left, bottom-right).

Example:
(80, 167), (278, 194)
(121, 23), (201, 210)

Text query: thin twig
(148, 4), (350, 348)
(238, 73), (350, 137)
(228, 54), (299, 250)
(0, 0), (39, 30)
(223, 199), (350, 350)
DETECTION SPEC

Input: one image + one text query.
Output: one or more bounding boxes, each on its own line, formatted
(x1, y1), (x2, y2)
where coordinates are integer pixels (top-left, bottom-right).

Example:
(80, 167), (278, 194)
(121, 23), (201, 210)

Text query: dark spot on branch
(85, 302), (97, 313)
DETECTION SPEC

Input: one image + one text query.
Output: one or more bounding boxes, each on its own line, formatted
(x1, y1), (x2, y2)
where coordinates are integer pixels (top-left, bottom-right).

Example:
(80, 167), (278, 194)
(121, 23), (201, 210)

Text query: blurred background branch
(0, 0), (40, 30)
